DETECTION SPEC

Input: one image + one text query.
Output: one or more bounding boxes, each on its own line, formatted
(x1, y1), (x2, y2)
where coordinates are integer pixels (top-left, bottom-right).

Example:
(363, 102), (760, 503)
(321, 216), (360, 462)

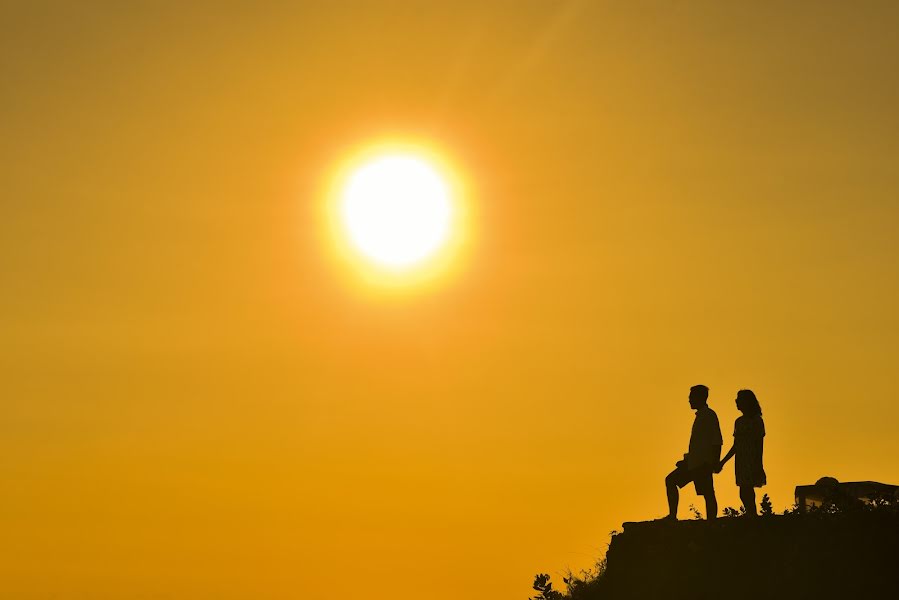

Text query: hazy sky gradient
(3, 2), (899, 598)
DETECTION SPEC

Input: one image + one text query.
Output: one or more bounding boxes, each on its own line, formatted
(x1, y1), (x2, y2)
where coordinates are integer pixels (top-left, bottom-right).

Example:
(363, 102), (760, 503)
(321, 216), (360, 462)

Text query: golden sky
(3, 2), (899, 598)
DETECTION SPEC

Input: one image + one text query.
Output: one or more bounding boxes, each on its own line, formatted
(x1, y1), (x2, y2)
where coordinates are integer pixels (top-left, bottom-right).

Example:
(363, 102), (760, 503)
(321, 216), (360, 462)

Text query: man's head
(689, 385), (709, 410)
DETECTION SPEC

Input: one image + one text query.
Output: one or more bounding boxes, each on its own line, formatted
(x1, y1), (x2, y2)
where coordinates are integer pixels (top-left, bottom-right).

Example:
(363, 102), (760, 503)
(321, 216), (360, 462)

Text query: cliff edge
(558, 512), (899, 599)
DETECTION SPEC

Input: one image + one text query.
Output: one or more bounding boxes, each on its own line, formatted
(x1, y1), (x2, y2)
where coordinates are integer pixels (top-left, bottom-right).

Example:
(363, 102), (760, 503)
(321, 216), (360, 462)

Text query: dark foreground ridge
(536, 511), (899, 600)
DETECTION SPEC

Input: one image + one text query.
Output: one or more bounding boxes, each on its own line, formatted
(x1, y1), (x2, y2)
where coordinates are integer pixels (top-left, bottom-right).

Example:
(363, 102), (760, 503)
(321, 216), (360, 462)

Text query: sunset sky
(3, 2), (899, 599)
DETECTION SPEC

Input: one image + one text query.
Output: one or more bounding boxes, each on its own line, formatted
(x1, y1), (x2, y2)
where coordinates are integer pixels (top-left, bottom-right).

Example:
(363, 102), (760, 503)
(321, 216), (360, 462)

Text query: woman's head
(736, 389), (762, 416)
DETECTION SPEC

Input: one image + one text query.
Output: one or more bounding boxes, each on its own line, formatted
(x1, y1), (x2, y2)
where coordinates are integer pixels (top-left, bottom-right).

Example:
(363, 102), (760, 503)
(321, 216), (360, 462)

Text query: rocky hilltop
(541, 511), (899, 600)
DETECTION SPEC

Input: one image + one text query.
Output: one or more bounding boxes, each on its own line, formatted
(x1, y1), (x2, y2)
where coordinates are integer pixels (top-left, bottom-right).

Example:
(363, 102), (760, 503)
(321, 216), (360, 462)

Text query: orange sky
(3, 2), (899, 599)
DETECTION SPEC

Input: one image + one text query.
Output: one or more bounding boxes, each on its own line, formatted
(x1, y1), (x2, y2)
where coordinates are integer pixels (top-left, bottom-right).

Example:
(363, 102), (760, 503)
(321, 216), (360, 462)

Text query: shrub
(760, 493), (773, 516)
(531, 574), (564, 600)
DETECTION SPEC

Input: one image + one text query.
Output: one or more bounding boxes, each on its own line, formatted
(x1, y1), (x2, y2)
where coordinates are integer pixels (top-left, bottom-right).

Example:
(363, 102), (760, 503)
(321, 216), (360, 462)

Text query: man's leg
(665, 470), (680, 518)
(704, 492), (717, 520)
(740, 486), (757, 516)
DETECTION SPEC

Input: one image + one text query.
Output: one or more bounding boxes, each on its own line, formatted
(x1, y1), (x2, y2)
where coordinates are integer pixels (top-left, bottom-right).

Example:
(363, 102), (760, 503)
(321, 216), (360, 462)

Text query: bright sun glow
(339, 154), (453, 270)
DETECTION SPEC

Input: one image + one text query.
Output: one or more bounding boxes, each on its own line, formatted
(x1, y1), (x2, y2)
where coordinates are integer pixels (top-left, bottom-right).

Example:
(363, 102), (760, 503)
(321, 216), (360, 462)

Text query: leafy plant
(782, 503), (801, 516)
(688, 504), (703, 520)
(562, 570), (590, 598)
(760, 493), (774, 516)
(531, 573), (564, 600)
(722, 506), (745, 518)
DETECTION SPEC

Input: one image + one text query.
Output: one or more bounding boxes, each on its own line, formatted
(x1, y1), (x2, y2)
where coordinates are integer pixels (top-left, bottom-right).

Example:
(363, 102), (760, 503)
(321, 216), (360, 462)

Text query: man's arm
(698, 443), (721, 468)
(696, 412), (722, 466)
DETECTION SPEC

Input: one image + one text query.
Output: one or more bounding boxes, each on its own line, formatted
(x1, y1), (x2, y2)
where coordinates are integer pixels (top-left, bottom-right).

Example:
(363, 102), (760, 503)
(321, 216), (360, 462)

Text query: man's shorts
(667, 462), (715, 497)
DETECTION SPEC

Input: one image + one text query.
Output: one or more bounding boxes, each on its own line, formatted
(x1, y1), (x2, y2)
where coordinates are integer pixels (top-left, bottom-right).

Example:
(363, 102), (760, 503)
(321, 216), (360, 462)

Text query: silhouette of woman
(717, 390), (766, 516)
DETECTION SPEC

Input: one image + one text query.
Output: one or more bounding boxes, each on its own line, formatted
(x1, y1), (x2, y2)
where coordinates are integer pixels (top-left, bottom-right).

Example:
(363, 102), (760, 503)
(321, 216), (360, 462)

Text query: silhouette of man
(664, 385), (722, 520)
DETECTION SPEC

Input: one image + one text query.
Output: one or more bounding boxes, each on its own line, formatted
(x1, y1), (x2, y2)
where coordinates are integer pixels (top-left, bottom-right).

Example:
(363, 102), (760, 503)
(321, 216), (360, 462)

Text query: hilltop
(533, 510), (899, 600)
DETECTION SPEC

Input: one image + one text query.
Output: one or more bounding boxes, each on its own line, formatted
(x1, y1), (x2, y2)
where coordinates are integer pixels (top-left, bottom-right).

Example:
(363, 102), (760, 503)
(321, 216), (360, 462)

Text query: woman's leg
(740, 486), (757, 516)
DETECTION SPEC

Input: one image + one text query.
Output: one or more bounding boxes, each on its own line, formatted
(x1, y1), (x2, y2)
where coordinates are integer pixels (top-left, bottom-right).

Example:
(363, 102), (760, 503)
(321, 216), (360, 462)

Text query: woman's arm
(717, 445), (736, 473)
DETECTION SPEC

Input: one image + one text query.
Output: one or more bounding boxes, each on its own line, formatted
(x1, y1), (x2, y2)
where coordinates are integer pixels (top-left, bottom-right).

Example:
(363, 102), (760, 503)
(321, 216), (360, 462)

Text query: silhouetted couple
(664, 385), (766, 520)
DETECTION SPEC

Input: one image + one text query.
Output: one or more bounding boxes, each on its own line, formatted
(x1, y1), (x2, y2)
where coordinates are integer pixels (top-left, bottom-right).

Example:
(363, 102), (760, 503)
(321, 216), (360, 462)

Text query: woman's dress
(734, 414), (766, 488)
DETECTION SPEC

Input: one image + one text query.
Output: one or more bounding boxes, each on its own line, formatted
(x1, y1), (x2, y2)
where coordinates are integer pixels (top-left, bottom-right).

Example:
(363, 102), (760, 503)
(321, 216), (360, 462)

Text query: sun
(322, 140), (472, 288)
(338, 153), (455, 270)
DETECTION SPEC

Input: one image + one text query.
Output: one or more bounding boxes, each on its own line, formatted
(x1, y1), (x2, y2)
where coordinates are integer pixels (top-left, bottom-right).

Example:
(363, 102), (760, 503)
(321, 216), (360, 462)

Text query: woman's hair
(737, 389), (762, 416)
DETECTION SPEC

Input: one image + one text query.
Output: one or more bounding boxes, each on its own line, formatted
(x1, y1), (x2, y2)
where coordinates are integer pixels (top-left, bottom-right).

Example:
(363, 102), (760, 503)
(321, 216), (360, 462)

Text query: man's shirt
(687, 405), (723, 469)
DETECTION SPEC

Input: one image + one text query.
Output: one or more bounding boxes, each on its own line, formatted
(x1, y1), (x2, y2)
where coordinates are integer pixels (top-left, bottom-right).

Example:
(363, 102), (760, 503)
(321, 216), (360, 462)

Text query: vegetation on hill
(531, 495), (899, 600)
